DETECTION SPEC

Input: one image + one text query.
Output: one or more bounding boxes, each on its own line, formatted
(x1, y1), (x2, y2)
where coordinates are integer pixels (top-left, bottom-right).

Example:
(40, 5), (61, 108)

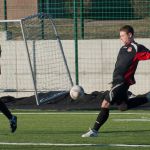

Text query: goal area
(0, 13), (73, 105)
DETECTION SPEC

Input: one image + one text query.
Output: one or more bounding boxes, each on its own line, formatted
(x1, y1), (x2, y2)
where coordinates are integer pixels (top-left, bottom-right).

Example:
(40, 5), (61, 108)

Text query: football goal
(0, 13), (73, 105)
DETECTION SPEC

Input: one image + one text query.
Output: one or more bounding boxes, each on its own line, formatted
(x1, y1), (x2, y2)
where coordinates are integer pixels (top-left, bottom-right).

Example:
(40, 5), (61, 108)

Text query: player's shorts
(104, 83), (129, 105)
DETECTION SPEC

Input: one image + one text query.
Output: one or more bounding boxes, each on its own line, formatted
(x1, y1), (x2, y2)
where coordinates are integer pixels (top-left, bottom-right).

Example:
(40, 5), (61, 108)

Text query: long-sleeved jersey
(112, 41), (150, 86)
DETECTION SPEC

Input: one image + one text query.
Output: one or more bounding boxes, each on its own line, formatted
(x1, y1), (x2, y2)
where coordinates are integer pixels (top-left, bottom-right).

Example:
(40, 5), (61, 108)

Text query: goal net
(0, 13), (73, 105)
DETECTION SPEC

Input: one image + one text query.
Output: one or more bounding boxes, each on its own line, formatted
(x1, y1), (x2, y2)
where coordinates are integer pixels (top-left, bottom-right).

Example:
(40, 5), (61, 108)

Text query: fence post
(4, 0), (7, 30)
(73, 0), (79, 85)
(80, 0), (84, 39)
(38, 1), (44, 39)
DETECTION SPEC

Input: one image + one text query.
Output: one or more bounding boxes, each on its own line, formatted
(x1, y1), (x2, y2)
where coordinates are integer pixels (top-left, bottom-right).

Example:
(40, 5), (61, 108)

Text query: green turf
(0, 110), (150, 150)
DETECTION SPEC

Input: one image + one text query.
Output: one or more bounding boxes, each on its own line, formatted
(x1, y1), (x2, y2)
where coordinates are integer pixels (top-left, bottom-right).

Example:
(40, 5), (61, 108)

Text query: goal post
(0, 13), (73, 105)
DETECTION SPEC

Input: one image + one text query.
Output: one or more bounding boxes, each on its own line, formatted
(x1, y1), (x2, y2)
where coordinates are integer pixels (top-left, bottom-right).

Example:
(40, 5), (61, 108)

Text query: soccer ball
(70, 85), (84, 100)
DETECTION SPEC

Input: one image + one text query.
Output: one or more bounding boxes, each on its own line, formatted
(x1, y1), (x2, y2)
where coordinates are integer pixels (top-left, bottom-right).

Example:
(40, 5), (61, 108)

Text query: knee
(101, 99), (110, 108)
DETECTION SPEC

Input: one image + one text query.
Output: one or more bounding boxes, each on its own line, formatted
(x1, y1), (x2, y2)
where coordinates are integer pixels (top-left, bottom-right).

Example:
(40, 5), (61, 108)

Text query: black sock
(93, 108), (109, 131)
(127, 97), (148, 109)
(0, 100), (12, 120)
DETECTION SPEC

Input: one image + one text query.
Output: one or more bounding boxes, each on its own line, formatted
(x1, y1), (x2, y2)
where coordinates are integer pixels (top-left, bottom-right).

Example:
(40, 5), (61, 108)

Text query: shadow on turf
(102, 129), (150, 134)
(18, 130), (83, 135)
(16, 129), (150, 136)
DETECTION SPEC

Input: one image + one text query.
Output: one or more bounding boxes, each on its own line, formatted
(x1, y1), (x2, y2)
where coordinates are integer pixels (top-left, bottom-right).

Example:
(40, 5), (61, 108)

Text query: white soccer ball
(70, 85), (84, 100)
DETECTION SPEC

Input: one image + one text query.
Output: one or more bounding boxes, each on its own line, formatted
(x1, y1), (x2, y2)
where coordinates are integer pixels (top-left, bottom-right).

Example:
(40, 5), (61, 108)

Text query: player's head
(119, 25), (134, 45)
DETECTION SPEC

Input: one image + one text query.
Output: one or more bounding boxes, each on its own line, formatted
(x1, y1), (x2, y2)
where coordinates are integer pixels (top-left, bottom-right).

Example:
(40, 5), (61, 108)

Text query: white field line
(0, 142), (150, 147)
(8, 112), (150, 115)
(113, 118), (150, 122)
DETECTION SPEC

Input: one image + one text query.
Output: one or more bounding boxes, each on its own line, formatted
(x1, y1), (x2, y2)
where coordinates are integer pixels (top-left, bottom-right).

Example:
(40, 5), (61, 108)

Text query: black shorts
(105, 83), (129, 105)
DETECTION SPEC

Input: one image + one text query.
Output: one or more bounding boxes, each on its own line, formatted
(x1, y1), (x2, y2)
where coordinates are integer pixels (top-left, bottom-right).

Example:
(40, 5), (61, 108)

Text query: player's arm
(135, 45), (150, 61)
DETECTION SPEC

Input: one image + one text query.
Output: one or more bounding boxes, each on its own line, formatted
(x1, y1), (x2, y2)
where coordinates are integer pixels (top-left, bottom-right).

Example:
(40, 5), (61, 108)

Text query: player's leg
(81, 83), (127, 137)
(0, 99), (17, 133)
(81, 100), (110, 137)
(0, 100), (12, 119)
(82, 91), (110, 137)
(81, 83), (128, 137)
(113, 83), (129, 111)
(127, 95), (148, 109)
(10, 115), (17, 133)
(92, 100), (110, 131)
(118, 95), (148, 111)
(118, 90), (150, 110)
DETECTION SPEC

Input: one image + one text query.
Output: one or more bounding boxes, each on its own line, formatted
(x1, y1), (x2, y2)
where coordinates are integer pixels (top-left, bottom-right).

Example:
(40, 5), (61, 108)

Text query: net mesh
(0, 14), (73, 102)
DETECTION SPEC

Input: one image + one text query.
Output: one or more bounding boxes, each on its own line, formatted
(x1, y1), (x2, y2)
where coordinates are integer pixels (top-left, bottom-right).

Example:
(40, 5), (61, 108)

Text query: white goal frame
(0, 13), (73, 105)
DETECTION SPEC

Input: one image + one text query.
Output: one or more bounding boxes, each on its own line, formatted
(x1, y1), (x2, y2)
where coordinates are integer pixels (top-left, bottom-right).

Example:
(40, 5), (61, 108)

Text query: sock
(93, 108), (109, 131)
(127, 97), (148, 109)
(0, 99), (12, 120)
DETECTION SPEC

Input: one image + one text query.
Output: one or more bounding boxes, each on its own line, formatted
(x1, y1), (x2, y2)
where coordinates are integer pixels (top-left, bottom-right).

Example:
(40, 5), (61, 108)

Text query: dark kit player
(82, 25), (150, 137)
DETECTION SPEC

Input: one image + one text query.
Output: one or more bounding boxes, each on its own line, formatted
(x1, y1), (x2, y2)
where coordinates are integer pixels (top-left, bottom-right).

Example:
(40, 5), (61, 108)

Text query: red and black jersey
(112, 41), (150, 86)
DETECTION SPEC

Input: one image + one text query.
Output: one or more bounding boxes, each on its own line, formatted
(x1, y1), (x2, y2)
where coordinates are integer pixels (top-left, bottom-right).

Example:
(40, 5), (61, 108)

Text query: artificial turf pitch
(0, 110), (150, 150)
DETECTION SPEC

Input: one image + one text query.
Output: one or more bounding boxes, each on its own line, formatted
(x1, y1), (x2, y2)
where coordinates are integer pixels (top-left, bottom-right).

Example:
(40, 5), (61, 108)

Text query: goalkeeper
(0, 45), (17, 133)
(82, 25), (150, 137)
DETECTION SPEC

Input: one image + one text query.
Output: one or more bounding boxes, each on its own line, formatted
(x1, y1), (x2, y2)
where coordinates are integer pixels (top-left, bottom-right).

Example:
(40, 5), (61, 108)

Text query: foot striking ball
(70, 85), (84, 100)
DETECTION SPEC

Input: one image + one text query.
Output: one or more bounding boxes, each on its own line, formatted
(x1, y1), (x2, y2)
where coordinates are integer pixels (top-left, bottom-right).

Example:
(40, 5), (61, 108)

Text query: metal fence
(0, 0), (150, 94)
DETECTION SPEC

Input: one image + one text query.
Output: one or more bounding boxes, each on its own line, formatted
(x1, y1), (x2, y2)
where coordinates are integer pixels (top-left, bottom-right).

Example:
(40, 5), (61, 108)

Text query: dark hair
(120, 25), (134, 36)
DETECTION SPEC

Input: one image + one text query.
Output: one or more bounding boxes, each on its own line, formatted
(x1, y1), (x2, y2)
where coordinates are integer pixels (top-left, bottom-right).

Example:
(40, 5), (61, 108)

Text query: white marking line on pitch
(0, 142), (150, 147)
(5, 112), (150, 115)
(113, 118), (150, 122)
